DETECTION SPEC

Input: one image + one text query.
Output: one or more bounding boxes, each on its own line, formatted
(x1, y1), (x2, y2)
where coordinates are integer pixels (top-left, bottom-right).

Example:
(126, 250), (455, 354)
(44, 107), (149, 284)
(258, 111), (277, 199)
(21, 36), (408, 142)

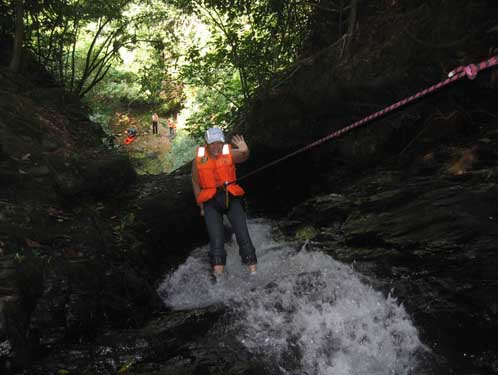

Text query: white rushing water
(158, 219), (426, 375)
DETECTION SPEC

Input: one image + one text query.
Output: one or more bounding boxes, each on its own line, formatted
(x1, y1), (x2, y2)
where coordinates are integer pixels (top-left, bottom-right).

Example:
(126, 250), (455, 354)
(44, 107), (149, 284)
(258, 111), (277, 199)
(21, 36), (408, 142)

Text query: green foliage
(139, 59), (185, 113)
(183, 82), (240, 139)
(83, 0), (186, 127)
(171, 0), (314, 135)
(130, 151), (170, 175)
(163, 129), (199, 171)
(179, 0), (314, 89)
(92, 68), (146, 105)
(14, 0), (315, 156)
(139, 59), (166, 105)
(88, 105), (113, 136)
(23, 0), (135, 97)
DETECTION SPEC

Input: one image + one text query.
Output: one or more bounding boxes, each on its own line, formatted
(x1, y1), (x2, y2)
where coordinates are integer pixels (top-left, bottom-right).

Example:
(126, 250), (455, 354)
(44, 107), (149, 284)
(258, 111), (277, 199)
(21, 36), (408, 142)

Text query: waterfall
(158, 219), (426, 375)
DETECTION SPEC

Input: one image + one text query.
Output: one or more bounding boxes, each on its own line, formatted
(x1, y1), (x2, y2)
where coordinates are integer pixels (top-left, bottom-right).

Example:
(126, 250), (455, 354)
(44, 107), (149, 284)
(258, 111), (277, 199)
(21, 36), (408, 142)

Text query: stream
(159, 219), (430, 375)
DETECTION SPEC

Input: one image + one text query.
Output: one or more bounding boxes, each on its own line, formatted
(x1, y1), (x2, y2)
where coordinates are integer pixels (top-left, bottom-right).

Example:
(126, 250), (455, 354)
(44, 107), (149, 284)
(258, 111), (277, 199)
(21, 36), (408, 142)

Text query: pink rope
(235, 55), (498, 183)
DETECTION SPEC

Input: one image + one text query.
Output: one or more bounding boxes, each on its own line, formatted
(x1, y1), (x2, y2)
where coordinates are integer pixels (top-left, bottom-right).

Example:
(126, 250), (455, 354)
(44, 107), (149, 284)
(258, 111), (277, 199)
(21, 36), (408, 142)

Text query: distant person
(126, 127), (137, 137)
(168, 118), (176, 138)
(152, 113), (159, 135)
(191, 127), (257, 277)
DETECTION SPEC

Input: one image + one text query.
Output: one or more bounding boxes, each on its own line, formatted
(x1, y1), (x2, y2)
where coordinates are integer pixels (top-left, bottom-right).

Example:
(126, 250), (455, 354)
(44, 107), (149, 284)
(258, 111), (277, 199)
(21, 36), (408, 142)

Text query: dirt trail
(111, 112), (174, 173)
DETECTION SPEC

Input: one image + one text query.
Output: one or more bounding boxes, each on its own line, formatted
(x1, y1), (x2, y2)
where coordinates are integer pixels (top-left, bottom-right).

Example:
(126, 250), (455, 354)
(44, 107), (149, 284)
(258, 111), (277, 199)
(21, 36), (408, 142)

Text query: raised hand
(231, 134), (248, 152)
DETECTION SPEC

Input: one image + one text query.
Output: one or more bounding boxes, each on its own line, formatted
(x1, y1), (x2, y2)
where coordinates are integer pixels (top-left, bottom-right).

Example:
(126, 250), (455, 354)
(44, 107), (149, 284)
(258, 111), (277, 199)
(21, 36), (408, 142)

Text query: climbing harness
(230, 55), (498, 184)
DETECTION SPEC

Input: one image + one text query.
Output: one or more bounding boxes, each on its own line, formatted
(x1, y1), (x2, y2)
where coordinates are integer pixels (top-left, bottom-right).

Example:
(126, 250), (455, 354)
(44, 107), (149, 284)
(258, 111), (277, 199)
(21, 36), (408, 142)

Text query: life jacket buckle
(217, 181), (228, 192)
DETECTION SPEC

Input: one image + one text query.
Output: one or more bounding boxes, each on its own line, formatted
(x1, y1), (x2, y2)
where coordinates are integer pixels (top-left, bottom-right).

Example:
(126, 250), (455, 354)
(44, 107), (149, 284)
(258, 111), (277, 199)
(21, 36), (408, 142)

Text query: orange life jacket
(195, 144), (245, 203)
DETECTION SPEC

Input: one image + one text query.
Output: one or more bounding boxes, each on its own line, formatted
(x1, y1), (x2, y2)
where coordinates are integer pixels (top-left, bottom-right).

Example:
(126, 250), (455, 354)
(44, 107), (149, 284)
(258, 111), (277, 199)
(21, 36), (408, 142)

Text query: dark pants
(152, 121), (158, 134)
(203, 190), (257, 266)
(169, 127), (175, 137)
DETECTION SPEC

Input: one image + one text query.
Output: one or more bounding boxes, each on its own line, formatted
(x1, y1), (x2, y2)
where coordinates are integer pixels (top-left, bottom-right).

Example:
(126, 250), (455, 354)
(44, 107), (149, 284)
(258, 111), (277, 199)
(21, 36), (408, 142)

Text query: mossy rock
(295, 225), (318, 241)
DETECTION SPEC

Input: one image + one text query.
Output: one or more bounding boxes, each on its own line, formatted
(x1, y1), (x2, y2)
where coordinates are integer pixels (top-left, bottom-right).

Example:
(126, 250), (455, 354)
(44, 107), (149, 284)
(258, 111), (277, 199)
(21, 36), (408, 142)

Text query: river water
(159, 219), (430, 375)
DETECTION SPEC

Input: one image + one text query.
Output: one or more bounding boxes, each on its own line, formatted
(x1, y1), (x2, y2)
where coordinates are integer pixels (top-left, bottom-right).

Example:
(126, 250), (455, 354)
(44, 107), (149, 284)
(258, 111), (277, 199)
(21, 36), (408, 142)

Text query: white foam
(158, 219), (425, 374)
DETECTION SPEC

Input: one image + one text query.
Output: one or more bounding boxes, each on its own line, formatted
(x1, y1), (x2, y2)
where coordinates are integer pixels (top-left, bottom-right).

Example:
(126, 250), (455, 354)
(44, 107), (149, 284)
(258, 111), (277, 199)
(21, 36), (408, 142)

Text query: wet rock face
(0, 256), (24, 373)
(0, 66), (158, 373)
(0, 198), (166, 373)
(48, 153), (136, 198)
(132, 171), (207, 278)
(0, 66), (205, 372)
(28, 257), (162, 344)
(28, 305), (234, 375)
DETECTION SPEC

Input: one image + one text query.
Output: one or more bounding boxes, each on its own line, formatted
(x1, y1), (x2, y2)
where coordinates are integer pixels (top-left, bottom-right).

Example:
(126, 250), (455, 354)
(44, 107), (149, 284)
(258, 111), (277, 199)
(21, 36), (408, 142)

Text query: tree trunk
(9, 0), (24, 73)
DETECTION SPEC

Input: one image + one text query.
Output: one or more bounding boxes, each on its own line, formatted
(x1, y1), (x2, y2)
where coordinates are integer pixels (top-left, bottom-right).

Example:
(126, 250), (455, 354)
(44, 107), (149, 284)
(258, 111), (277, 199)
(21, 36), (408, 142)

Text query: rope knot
(464, 64), (478, 80)
(449, 64), (478, 79)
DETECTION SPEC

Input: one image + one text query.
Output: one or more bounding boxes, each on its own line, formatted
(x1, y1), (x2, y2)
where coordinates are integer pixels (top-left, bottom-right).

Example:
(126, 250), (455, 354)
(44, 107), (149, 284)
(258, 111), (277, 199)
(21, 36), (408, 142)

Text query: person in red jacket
(191, 127), (257, 276)
(124, 127), (137, 144)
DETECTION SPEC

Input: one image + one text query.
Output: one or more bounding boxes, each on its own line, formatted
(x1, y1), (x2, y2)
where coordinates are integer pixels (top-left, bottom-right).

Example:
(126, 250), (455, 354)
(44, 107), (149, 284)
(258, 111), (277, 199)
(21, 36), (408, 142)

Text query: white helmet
(205, 127), (225, 144)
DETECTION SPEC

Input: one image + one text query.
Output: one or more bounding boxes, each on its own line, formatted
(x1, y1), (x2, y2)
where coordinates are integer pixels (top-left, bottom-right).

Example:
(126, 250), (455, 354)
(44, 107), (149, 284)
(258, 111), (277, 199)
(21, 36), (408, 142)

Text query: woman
(191, 127), (257, 276)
